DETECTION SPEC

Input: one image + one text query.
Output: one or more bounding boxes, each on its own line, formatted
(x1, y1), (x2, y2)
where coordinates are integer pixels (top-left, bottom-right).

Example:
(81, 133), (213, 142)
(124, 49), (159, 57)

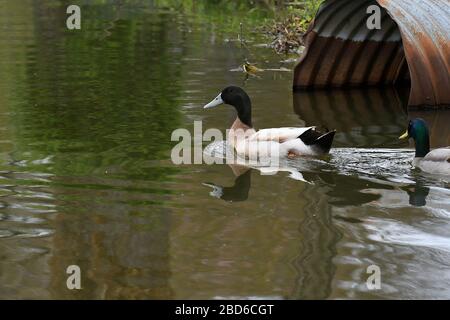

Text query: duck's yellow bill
(398, 130), (409, 139)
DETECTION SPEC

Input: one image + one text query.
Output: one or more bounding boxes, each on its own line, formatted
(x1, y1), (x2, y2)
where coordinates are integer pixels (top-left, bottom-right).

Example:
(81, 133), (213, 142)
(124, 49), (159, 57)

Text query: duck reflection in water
(201, 161), (378, 206)
(202, 161), (313, 202)
(355, 179), (431, 208)
(203, 165), (252, 202)
(202, 160), (432, 208)
(404, 183), (430, 207)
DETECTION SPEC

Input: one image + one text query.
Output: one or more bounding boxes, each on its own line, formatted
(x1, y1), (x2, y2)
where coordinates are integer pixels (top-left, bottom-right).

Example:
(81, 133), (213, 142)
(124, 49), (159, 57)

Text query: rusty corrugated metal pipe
(293, 0), (450, 107)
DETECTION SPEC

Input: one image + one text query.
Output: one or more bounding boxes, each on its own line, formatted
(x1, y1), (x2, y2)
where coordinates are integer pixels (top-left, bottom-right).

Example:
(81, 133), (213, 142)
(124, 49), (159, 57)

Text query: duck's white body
(413, 147), (450, 175)
(227, 119), (331, 159)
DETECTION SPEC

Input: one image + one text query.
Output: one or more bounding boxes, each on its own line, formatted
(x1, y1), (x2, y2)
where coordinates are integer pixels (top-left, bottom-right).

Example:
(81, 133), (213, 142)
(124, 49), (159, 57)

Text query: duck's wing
(248, 127), (336, 156)
(423, 147), (450, 162)
(249, 127), (314, 143)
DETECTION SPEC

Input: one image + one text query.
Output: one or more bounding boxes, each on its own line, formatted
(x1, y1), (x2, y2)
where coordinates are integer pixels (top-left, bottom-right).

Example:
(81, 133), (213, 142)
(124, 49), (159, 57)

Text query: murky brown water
(1, 1), (449, 299)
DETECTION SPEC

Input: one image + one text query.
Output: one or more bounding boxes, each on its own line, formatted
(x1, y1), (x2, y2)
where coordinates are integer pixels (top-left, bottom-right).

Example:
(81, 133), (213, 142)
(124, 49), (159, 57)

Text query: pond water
(1, 1), (449, 299)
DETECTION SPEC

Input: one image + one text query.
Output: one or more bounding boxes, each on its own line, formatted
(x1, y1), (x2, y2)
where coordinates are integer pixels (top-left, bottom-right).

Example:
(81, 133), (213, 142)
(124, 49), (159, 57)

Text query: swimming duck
(399, 118), (450, 175)
(203, 86), (336, 159)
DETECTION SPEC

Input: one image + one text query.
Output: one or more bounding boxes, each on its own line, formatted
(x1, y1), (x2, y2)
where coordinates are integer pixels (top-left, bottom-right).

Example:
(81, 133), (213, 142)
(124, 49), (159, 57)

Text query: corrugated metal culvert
(293, 0), (450, 107)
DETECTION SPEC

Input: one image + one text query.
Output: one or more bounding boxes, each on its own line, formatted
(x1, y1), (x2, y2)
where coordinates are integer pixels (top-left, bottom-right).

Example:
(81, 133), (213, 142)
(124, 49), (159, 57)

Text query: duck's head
(204, 86), (252, 127)
(399, 118), (430, 157)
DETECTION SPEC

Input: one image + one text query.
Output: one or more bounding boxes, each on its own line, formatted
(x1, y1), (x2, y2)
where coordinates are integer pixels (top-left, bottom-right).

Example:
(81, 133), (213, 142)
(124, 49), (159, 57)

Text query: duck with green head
(399, 118), (450, 175)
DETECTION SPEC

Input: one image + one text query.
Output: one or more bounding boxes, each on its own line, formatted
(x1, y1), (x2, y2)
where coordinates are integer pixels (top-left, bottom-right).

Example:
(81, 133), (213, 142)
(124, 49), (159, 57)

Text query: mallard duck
(203, 86), (336, 159)
(399, 118), (450, 175)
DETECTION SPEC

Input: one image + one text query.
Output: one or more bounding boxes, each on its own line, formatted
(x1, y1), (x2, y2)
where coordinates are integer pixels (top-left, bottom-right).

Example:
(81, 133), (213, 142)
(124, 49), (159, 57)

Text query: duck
(399, 118), (450, 175)
(203, 86), (336, 159)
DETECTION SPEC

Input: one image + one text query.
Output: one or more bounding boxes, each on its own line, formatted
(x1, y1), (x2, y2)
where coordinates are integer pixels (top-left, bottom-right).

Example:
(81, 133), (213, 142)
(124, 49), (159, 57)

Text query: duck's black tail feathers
(298, 128), (336, 154)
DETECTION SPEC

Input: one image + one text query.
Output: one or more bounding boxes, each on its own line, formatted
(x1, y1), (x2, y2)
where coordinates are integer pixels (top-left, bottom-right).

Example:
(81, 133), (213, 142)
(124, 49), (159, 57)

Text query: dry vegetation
(261, 1), (322, 54)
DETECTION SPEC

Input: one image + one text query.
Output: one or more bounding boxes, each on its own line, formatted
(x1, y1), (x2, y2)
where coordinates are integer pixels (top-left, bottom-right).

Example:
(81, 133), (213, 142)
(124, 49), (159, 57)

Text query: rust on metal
(293, 0), (450, 107)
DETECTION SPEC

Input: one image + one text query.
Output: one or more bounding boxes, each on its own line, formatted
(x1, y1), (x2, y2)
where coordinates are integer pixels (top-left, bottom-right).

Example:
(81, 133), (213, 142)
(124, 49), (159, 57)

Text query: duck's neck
(232, 97), (252, 128)
(231, 117), (253, 132)
(229, 114), (255, 148)
(414, 130), (430, 158)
